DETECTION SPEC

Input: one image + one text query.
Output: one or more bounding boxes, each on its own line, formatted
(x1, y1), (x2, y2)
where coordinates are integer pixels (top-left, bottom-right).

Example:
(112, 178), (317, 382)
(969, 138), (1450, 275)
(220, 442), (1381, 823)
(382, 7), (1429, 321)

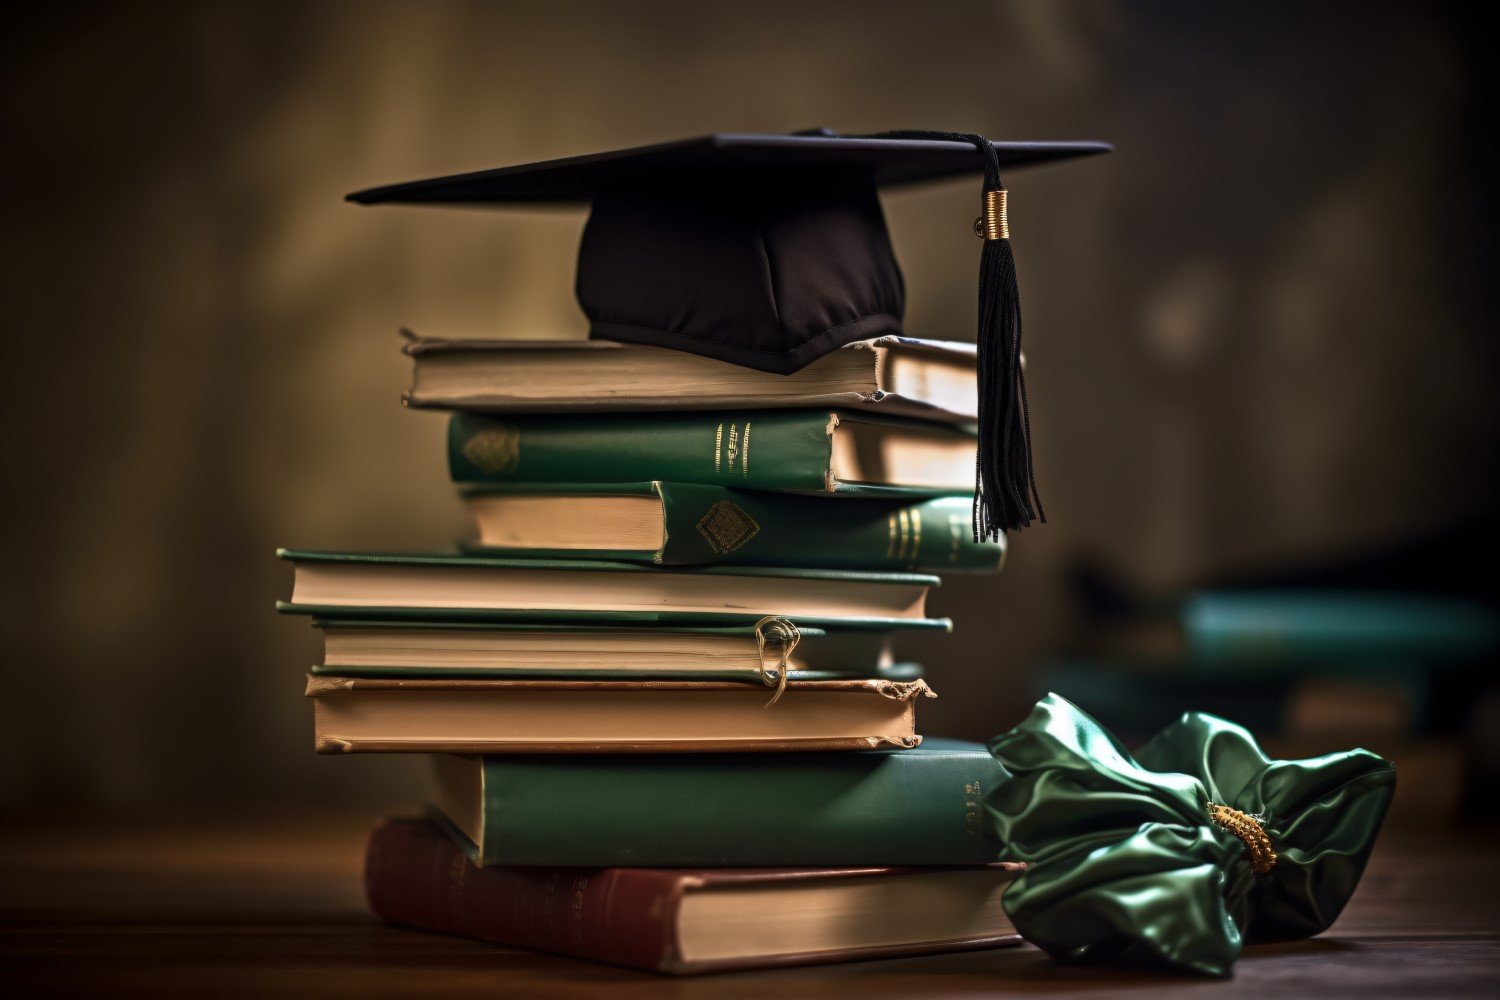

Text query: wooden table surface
(1, 813), (1495, 998)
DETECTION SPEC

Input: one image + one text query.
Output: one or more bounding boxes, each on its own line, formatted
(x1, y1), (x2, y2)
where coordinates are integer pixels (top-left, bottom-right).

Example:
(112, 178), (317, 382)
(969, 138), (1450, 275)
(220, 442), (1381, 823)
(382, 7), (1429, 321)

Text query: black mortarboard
(348, 129), (1110, 538)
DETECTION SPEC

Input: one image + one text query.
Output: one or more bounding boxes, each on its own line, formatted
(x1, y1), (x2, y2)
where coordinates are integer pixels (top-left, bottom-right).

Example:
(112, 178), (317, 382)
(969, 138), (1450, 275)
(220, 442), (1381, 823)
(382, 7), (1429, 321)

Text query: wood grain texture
(1, 814), (1495, 998)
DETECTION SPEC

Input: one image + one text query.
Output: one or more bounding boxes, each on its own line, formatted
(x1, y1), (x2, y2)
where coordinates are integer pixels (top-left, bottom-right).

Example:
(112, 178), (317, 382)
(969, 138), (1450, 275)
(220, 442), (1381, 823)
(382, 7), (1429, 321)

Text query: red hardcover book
(365, 818), (1022, 974)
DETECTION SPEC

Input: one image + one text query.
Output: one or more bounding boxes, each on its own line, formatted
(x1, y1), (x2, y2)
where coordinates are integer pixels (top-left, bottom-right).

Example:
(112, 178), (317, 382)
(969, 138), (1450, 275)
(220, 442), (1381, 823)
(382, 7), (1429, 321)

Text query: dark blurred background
(2, 1), (1495, 823)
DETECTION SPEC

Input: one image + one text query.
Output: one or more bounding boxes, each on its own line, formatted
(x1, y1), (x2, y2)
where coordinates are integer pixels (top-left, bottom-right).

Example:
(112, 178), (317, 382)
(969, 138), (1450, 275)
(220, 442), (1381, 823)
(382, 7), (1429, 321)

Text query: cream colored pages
(292, 563), (929, 619)
(466, 493), (665, 551)
(322, 628), (764, 671)
(429, 755), (484, 848)
(829, 420), (976, 490)
(320, 626), (879, 673)
(309, 679), (929, 751)
(888, 352), (979, 421)
(410, 341), (879, 406)
(677, 870), (1016, 962)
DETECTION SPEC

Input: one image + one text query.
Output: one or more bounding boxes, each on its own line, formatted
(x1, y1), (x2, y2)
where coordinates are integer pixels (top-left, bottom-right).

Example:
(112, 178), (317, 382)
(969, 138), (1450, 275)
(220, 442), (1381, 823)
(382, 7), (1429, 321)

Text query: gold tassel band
(754, 616), (801, 707)
(1207, 803), (1278, 874)
(974, 188), (1009, 240)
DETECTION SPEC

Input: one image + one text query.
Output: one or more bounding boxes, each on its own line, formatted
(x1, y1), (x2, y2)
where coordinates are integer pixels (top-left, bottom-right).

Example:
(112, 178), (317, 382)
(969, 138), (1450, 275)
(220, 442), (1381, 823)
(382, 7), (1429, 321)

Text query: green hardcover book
(276, 549), (950, 630)
(308, 618), (921, 683)
(448, 409), (977, 495)
(430, 740), (1004, 867)
(461, 482), (1003, 573)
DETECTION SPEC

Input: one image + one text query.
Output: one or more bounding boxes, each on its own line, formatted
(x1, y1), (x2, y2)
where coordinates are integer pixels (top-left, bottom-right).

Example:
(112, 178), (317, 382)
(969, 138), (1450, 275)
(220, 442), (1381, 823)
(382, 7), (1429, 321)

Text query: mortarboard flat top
(346, 132), (1111, 205)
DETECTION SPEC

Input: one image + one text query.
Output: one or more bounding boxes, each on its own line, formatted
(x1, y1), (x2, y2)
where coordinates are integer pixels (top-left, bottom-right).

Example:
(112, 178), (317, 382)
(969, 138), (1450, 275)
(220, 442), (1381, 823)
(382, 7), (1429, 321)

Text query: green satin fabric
(987, 694), (1396, 976)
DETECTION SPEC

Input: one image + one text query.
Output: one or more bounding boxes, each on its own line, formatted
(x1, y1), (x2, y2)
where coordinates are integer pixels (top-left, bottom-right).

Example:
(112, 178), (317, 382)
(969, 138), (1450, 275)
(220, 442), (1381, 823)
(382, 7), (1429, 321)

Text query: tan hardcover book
(278, 550), (936, 625)
(306, 675), (935, 753)
(402, 333), (978, 423)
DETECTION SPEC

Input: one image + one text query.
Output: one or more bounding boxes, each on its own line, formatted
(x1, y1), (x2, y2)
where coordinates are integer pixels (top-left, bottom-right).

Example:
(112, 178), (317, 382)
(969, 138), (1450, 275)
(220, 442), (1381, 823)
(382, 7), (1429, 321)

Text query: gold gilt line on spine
(886, 513), (898, 559)
(909, 509), (922, 568)
(714, 423), (723, 473)
(741, 422), (751, 475)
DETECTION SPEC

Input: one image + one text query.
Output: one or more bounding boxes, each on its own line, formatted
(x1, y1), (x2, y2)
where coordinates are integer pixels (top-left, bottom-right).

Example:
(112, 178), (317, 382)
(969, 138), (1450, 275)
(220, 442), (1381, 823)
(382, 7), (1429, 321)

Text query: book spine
(448, 411), (833, 492)
(658, 484), (1003, 572)
(365, 818), (682, 972)
(477, 747), (1005, 867)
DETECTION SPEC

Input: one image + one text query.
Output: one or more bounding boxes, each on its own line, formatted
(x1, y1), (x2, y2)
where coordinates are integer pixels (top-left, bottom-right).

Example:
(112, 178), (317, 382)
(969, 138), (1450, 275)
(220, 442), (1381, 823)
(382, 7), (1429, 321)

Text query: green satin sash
(987, 694), (1396, 976)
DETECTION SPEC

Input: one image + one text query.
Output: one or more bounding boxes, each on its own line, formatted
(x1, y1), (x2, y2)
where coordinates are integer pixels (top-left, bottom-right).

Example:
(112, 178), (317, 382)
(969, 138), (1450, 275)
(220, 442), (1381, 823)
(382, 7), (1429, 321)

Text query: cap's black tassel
(870, 130), (1044, 540)
(974, 180), (1044, 539)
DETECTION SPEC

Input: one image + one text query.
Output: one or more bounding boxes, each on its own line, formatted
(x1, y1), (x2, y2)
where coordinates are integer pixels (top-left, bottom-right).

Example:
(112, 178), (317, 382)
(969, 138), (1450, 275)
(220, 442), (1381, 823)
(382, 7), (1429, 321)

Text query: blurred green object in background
(1182, 591), (1500, 667)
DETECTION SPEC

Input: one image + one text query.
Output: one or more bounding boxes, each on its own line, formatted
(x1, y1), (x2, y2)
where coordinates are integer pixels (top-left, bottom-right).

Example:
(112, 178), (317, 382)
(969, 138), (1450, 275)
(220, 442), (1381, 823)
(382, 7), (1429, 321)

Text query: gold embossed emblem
(460, 424), (520, 475)
(696, 500), (760, 554)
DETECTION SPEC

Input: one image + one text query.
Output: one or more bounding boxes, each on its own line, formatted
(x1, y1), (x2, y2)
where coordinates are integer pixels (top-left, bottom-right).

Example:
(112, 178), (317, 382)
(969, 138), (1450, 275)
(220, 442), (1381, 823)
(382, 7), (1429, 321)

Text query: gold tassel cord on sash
(754, 616), (801, 707)
(1207, 803), (1278, 874)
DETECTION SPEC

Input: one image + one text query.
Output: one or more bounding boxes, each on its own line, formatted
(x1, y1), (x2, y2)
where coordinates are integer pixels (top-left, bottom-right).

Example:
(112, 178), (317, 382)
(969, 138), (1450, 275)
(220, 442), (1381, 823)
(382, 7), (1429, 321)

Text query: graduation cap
(348, 129), (1110, 539)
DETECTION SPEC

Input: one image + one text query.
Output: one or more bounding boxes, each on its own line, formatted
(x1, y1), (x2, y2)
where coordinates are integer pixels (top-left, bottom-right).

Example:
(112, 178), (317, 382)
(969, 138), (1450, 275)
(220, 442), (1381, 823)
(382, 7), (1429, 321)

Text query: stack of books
(279, 335), (1023, 972)
(276, 128), (1123, 972)
(277, 334), (1028, 972)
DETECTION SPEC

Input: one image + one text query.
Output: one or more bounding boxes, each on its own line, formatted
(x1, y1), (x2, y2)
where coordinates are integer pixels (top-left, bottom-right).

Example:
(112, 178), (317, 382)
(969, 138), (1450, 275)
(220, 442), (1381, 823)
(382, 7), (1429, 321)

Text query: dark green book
(461, 482), (1003, 572)
(430, 740), (1004, 867)
(448, 409), (977, 495)
(276, 549), (950, 630)
(308, 618), (922, 683)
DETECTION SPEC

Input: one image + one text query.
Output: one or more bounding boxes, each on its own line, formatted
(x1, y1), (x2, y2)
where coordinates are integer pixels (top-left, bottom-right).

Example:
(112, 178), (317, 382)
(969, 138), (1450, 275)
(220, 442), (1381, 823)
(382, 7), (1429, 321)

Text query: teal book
(430, 740), (1004, 867)
(1183, 591), (1500, 667)
(461, 482), (1003, 573)
(448, 409), (977, 495)
(309, 618), (923, 683)
(276, 549), (950, 630)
